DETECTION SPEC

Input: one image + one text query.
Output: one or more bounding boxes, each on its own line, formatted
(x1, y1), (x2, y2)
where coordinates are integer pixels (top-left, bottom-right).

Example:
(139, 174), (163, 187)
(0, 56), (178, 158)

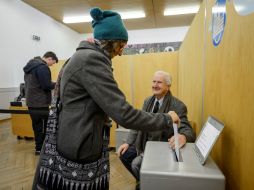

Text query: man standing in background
(23, 51), (58, 155)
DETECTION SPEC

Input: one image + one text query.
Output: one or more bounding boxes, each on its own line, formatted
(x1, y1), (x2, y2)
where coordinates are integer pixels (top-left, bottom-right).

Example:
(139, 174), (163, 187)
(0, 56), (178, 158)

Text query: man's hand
(168, 111), (180, 124)
(117, 143), (129, 156)
(168, 134), (186, 149)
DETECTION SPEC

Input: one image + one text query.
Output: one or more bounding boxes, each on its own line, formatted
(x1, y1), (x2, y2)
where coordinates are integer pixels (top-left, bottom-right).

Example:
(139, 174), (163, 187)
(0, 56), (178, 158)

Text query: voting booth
(140, 116), (225, 190)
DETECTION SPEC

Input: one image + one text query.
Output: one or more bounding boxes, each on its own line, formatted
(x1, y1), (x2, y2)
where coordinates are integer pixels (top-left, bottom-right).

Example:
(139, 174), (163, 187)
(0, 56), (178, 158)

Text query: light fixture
(63, 16), (92, 23)
(119, 11), (145, 19)
(212, 6), (226, 14)
(164, 5), (200, 16)
(63, 10), (145, 24)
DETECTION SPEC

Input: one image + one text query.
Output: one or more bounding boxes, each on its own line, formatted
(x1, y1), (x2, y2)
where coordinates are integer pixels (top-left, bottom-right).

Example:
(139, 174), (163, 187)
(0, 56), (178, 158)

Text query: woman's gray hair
(154, 71), (172, 86)
(98, 39), (126, 56)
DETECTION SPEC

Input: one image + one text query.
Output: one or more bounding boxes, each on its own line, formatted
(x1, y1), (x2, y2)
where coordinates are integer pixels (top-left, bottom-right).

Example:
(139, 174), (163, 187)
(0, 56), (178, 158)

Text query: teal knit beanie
(90, 7), (128, 41)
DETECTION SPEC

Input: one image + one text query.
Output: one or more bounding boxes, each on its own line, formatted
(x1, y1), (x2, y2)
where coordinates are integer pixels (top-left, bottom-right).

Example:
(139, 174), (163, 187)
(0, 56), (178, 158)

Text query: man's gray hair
(154, 71), (172, 86)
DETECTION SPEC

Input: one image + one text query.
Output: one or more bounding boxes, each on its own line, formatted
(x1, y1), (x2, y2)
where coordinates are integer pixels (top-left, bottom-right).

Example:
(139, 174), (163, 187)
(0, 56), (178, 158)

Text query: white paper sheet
(173, 123), (180, 161)
(196, 122), (220, 158)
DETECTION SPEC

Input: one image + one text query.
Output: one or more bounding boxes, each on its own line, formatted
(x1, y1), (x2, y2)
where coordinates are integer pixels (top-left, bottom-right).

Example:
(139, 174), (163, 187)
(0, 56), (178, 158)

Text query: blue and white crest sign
(212, 0), (227, 46)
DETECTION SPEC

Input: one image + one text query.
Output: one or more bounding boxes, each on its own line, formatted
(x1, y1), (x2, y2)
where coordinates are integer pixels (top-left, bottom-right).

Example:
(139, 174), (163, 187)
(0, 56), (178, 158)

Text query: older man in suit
(118, 71), (196, 190)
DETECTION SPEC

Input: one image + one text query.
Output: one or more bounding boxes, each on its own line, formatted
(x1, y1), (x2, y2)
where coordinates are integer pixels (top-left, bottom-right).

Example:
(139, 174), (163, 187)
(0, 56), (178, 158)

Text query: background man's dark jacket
(23, 57), (55, 107)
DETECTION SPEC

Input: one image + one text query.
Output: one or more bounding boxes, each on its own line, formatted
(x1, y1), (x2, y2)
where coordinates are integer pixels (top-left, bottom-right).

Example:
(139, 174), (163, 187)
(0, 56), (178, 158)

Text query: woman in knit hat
(32, 7), (179, 190)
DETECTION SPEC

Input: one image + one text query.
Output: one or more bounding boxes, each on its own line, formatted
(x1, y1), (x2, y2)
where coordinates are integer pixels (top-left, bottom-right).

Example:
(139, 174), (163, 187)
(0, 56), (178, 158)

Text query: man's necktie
(153, 101), (159, 113)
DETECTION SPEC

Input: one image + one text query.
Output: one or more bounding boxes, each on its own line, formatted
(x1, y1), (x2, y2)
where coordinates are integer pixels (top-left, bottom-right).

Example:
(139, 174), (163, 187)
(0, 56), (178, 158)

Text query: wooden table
(10, 106), (34, 138)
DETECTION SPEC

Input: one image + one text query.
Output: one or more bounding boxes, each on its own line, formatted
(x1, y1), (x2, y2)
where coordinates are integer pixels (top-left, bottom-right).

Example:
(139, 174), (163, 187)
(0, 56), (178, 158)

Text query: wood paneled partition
(178, 2), (206, 131)
(204, 2), (254, 190)
(179, 1), (254, 190)
(119, 52), (179, 109)
(50, 60), (65, 81)
(112, 56), (133, 104)
(133, 52), (178, 108)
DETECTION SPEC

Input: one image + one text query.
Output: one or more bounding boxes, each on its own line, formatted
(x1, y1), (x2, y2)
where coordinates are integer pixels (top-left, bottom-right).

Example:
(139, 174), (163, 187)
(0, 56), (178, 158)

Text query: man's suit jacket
(126, 91), (196, 154)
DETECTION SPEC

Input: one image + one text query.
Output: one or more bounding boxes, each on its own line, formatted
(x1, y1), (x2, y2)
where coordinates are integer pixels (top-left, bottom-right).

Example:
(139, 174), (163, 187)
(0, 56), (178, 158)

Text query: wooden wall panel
(113, 52), (179, 109)
(179, 0), (254, 190)
(110, 57), (133, 147)
(132, 52), (178, 109)
(203, 1), (254, 190)
(112, 56), (133, 104)
(50, 60), (65, 81)
(178, 2), (205, 132)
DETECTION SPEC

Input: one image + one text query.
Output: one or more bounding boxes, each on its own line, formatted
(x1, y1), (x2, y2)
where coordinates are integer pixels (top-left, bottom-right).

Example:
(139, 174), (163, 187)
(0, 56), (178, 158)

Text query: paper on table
(173, 123), (180, 161)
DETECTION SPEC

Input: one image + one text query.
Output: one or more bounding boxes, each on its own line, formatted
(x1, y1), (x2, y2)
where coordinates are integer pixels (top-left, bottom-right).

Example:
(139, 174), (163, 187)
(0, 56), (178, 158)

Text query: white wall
(0, 0), (81, 88)
(0, 0), (81, 119)
(81, 26), (189, 44)
(127, 27), (189, 44)
(0, 88), (19, 120)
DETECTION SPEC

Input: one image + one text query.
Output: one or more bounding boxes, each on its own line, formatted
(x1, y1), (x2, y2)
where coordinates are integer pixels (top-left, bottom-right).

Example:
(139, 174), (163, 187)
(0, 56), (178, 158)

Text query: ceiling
(22, 0), (202, 34)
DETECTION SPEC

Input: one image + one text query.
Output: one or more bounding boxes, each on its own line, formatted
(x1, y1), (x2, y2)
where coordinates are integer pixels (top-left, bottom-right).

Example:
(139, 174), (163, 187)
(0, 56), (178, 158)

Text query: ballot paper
(173, 123), (180, 161)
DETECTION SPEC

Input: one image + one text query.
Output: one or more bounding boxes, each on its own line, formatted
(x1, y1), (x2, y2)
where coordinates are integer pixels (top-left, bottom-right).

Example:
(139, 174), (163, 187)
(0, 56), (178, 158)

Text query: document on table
(173, 123), (180, 161)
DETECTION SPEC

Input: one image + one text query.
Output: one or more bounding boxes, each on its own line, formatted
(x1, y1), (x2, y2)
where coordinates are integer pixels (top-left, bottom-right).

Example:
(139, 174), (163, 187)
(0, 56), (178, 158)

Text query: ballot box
(140, 142), (225, 190)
